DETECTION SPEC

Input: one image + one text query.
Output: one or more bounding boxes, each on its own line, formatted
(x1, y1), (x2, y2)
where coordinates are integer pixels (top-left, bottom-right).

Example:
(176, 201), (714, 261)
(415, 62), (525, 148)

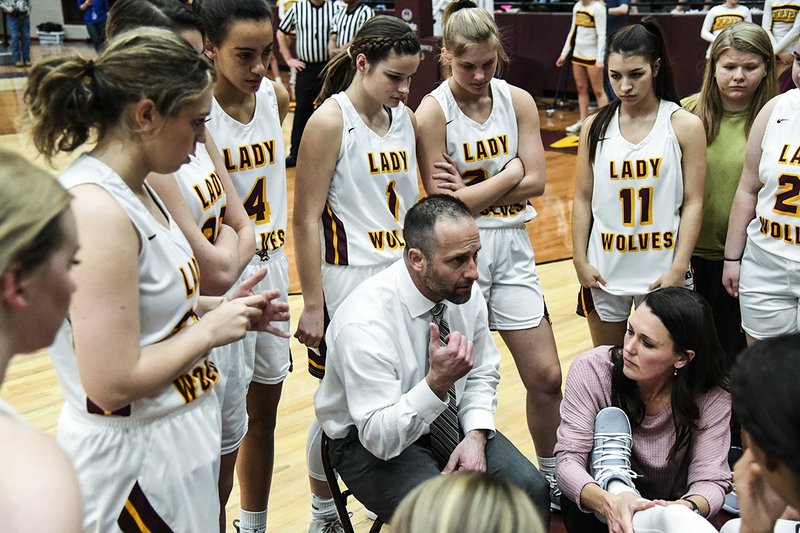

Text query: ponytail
(25, 27), (215, 161)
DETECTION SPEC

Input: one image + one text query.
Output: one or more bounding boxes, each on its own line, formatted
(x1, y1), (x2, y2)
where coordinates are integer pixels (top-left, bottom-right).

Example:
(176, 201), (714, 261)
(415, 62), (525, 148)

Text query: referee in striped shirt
(278, 0), (336, 167)
(328, 0), (374, 56)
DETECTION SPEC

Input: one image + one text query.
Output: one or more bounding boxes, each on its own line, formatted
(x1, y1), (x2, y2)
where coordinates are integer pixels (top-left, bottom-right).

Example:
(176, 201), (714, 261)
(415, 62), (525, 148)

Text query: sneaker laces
(592, 431), (639, 488)
(543, 470), (562, 498)
(319, 520), (345, 533)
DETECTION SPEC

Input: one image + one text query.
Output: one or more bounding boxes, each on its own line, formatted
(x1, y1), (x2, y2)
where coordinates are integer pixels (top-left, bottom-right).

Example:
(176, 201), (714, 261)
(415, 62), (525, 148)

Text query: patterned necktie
(428, 303), (462, 465)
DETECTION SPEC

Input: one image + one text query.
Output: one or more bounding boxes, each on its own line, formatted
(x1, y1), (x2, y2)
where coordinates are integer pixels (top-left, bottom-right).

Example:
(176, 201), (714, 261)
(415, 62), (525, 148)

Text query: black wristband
(683, 498), (701, 514)
(723, 256), (742, 262)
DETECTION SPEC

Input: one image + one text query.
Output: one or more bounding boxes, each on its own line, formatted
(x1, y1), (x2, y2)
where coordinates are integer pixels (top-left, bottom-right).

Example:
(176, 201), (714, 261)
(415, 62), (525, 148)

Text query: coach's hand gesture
(425, 323), (473, 401)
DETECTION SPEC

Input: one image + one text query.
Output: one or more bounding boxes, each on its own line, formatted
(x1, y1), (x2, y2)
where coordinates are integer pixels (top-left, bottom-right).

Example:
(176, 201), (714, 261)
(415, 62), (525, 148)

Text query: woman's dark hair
(588, 18), (678, 162)
(731, 335), (800, 479)
(610, 287), (728, 459)
(316, 15), (420, 106)
(193, 0), (271, 46)
(107, 0), (205, 40)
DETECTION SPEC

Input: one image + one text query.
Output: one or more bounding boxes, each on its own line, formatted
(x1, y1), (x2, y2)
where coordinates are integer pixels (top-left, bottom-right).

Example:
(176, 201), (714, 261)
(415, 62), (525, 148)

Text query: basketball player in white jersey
(762, 0), (800, 77)
(572, 19), (705, 348)
(104, 2), (266, 529)
(415, 0), (563, 507)
(25, 29), (286, 532)
(723, 41), (800, 343)
(556, 0), (609, 134)
(196, 1), (291, 532)
(292, 16), (421, 532)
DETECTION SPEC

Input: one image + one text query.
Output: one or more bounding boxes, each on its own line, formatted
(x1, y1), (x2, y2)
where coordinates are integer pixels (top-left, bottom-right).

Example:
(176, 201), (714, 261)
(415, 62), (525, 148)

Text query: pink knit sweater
(555, 346), (732, 514)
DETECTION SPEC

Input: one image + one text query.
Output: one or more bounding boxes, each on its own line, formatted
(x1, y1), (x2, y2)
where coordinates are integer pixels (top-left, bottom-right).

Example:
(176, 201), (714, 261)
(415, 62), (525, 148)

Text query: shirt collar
(395, 259), (440, 319)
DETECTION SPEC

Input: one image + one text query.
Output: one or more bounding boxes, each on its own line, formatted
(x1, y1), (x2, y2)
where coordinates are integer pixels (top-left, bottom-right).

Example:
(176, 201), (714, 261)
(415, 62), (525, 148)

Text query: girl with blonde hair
(25, 28), (285, 531)
(392, 472), (545, 533)
(0, 151), (82, 533)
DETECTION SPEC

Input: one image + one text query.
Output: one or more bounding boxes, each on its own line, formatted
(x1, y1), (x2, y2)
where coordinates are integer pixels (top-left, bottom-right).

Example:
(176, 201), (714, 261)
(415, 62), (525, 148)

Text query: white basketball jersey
(322, 93), (418, 266)
(174, 142), (228, 243)
(428, 78), (536, 229)
(51, 155), (217, 419)
(207, 81), (287, 257)
(768, 0), (800, 52)
(748, 89), (800, 259)
(588, 100), (684, 296)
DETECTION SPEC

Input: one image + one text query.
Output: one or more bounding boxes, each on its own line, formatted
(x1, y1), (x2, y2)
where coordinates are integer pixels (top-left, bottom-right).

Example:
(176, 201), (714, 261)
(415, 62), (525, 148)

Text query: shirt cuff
(406, 379), (448, 424)
(460, 409), (496, 439)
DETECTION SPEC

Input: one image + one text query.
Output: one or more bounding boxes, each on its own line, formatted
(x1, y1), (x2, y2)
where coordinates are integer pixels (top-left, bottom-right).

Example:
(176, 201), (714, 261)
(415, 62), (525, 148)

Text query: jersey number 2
(773, 174), (800, 218)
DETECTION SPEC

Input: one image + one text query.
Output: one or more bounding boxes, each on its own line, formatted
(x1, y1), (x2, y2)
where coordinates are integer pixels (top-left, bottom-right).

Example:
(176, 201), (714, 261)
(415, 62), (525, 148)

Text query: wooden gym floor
(0, 41), (733, 532)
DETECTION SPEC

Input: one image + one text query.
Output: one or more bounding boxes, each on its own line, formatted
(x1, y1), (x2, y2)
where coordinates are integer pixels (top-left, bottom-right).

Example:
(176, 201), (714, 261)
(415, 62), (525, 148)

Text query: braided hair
(315, 15), (420, 106)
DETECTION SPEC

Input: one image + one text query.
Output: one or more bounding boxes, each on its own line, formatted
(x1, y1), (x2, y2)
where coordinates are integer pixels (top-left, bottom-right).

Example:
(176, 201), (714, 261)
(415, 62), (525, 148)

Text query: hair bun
(451, 0), (477, 13)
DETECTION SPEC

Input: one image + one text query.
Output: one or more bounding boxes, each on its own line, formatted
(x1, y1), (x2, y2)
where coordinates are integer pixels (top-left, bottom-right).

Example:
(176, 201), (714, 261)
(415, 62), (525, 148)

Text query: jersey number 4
(619, 186), (653, 227)
(243, 176), (271, 225)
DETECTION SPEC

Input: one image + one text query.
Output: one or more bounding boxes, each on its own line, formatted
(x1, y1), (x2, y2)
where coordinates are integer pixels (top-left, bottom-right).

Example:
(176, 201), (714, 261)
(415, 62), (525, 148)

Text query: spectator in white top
(700, 0), (752, 58)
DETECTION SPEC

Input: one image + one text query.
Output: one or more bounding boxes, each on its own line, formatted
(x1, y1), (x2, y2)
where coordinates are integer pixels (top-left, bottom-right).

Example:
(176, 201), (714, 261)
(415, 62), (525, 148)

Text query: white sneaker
(308, 517), (345, 533)
(565, 119), (583, 135)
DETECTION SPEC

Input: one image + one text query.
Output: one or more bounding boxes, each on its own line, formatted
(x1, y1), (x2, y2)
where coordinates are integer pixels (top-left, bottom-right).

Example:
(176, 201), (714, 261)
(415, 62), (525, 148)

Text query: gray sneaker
(591, 407), (639, 491)
(308, 518), (345, 533)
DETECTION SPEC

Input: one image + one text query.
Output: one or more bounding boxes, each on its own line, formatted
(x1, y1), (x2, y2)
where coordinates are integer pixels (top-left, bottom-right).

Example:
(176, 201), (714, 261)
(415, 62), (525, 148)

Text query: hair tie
(84, 59), (95, 78)
(452, 0), (477, 12)
(346, 47), (353, 60)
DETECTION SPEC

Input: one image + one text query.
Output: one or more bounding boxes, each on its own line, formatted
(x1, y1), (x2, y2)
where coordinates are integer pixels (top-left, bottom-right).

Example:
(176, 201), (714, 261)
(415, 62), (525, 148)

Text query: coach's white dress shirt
(314, 259), (501, 461)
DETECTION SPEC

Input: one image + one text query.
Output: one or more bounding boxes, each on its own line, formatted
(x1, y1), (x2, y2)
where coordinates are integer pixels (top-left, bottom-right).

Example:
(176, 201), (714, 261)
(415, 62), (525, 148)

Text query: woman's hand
(602, 491), (657, 533)
(249, 288), (290, 337)
(432, 152), (466, 191)
(648, 266), (686, 290)
(574, 260), (607, 289)
(294, 305), (325, 348)
(556, 55), (567, 67)
(722, 260), (741, 298)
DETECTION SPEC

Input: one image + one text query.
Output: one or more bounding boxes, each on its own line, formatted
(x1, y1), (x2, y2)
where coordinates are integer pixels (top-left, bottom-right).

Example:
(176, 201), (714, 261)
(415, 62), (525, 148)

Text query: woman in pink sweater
(556, 287), (731, 533)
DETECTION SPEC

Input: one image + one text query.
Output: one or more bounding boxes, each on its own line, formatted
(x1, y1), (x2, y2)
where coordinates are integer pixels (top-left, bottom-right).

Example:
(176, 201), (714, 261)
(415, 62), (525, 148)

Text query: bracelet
(682, 498), (701, 515)
(723, 256), (742, 262)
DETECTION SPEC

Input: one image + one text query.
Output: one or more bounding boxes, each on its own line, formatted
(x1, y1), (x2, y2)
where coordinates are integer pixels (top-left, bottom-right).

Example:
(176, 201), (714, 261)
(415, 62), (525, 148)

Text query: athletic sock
(608, 479), (638, 496)
(311, 494), (338, 523)
(238, 509), (267, 533)
(537, 456), (556, 479)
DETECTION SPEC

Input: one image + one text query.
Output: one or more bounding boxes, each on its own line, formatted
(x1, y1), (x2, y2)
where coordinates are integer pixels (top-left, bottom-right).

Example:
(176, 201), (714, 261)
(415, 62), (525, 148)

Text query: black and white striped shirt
(331, 3), (374, 47)
(278, 0), (336, 64)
